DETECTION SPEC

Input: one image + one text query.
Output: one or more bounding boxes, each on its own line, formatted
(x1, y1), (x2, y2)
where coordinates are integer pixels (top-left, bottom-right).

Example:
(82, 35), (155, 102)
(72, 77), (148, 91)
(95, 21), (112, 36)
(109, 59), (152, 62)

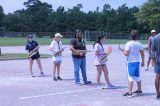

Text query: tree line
(0, 0), (160, 34)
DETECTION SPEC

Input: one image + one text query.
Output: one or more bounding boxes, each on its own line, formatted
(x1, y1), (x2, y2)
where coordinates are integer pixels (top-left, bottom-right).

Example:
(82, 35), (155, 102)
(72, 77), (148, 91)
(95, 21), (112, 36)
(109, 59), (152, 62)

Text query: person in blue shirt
(25, 34), (44, 77)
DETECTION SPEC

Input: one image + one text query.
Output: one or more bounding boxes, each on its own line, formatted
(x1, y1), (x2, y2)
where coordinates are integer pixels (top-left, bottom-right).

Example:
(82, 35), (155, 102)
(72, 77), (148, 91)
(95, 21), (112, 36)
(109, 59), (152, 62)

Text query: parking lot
(0, 45), (159, 106)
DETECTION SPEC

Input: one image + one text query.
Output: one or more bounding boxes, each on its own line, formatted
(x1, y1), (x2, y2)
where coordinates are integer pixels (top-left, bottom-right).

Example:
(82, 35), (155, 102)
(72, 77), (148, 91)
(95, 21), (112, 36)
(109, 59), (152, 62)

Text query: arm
(148, 38), (151, 53)
(95, 51), (105, 56)
(153, 38), (157, 52)
(123, 50), (129, 56)
(70, 45), (80, 55)
(140, 50), (145, 67)
(123, 43), (130, 56)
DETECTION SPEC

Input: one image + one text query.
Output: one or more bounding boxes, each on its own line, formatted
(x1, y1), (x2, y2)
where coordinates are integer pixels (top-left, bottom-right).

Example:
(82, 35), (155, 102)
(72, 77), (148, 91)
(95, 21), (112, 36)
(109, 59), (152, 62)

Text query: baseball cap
(151, 30), (157, 33)
(55, 33), (63, 37)
(27, 34), (33, 38)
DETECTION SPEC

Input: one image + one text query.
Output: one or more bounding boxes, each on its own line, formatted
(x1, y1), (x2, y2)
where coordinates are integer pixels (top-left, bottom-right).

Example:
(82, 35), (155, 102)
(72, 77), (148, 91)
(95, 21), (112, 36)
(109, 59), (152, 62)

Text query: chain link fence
(0, 31), (148, 41)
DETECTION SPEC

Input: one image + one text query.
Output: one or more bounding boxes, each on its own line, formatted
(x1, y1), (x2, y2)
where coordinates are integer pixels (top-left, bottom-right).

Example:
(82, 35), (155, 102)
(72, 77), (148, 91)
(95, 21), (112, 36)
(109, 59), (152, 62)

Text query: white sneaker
(145, 68), (149, 71)
(151, 67), (155, 71)
(102, 83), (116, 89)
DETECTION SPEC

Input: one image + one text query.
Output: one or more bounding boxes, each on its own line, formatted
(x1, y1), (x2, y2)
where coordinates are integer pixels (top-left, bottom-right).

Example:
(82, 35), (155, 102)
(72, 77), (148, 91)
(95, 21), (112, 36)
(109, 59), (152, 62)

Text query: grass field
(0, 37), (147, 46)
(0, 53), (51, 60)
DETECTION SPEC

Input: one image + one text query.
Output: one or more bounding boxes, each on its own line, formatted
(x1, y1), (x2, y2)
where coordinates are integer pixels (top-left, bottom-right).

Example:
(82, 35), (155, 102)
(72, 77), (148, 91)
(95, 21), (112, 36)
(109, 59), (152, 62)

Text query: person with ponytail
(93, 35), (115, 88)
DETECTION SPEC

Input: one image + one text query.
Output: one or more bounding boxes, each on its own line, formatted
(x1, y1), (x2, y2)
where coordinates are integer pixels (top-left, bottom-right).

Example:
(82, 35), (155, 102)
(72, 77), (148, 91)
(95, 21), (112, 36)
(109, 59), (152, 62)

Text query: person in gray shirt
(145, 30), (157, 71)
(153, 33), (160, 100)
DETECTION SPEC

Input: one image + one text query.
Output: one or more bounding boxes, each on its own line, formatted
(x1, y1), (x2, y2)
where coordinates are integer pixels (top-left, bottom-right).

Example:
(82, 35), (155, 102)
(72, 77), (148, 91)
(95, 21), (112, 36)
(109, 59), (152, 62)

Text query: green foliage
(136, 0), (160, 31)
(0, 5), (4, 27)
(0, 0), (160, 34)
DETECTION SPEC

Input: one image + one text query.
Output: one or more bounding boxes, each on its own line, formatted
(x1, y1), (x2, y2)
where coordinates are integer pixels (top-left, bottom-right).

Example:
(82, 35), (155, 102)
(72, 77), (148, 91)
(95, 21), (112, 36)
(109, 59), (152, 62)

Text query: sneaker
(102, 83), (115, 89)
(123, 92), (133, 98)
(84, 81), (92, 84)
(53, 77), (57, 81)
(151, 67), (155, 71)
(76, 82), (82, 86)
(31, 74), (35, 77)
(145, 68), (149, 71)
(57, 76), (62, 80)
(157, 95), (160, 100)
(39, 72), (44, 77)
(133, 90), (143, 96)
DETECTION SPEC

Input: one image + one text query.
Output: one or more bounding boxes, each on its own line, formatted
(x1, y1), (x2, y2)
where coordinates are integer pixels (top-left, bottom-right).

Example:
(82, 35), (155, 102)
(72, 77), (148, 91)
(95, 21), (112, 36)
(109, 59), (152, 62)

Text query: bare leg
(53, 62), (57, 77)
(96, 66), (102, 84)
(102, 65), (110, 84)
(29, 59), (34, 75)
(155, 74), (160, 95)
(152, 57), (156, 67)
(147, 56), (151, 69)
(128, 81), (133, 94)
(136, 81), (142, 91)
(35, 58), (43, 72)
(57, 62), (61, 77)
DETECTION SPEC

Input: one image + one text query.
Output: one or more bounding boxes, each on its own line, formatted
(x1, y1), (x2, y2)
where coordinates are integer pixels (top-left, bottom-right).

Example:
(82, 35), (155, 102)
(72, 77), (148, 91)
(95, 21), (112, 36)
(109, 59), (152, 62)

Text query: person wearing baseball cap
(145, 30), (157, 71)
(49, 33), (65, 81)
(25, 34), (44, 77)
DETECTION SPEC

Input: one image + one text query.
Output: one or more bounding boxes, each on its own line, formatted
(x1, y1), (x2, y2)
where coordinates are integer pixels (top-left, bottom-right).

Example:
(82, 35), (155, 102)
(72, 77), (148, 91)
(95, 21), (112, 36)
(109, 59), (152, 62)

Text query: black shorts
(30, 53), (40, 60)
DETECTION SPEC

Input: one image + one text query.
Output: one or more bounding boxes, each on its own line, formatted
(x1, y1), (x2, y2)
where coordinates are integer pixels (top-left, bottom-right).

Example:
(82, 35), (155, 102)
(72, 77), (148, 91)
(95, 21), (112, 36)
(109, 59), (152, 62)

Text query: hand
(61, 48), (64, 51)
(122, 51), (125, 55)
(148, 51), (150, 55)
(79, 52), (85, 56)
(141, 62), (144, 67)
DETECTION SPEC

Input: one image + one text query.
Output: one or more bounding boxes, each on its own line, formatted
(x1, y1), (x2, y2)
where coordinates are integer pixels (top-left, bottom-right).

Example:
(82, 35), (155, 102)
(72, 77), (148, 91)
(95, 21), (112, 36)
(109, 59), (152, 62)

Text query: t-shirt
(94, 43), (106, 65)
(49, 40), (63, 54)
(49, 40), (63, 62)
(25, 40), (38, 52)
(149, 35), (155, 53)
(125, 41), (143, 63)
(70, 38), (86, 58)
(153, 33), (160, 63)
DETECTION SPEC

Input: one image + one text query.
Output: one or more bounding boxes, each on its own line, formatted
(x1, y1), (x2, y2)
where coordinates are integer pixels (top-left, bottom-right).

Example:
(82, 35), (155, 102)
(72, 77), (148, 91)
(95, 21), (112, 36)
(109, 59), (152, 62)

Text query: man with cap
(153, 32), (160, 100)
(145, 30), (157, 71)
(25, 34), (44, 77)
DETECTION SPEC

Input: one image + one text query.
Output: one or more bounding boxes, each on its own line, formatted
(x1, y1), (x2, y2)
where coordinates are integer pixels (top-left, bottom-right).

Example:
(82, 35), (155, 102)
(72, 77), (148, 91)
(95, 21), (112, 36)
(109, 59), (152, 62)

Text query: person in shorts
(122, 30), (145, 98)
(49, 33), (64, 81)
(153, 33), (160, 100)
(93, 35), (114, 88)
(25, 34), (44, 77)
(145, 30), (157, 71)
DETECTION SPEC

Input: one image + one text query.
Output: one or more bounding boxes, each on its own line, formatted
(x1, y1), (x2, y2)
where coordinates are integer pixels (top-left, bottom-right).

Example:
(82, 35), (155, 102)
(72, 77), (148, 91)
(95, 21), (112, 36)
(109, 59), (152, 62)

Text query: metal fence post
(0, 48), (1, 55)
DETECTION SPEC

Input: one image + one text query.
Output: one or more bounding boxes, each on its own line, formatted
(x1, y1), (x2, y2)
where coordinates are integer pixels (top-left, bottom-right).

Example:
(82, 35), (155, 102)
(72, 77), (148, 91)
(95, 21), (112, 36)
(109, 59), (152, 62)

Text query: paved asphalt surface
(0, 45), (159, 106)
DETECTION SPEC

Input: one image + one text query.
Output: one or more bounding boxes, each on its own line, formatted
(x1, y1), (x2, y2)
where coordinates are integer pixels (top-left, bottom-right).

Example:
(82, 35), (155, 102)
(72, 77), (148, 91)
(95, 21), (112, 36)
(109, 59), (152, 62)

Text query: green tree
(136, 0), (160, 31)
(0, 5), (4, 27)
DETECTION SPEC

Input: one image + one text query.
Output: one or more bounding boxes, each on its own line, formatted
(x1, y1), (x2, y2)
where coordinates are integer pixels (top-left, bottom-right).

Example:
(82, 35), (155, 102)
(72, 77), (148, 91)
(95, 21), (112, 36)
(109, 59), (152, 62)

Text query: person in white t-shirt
(49, 33), (64, 81)
(122, 30), (145, 98)
(93, 35), (115, 89)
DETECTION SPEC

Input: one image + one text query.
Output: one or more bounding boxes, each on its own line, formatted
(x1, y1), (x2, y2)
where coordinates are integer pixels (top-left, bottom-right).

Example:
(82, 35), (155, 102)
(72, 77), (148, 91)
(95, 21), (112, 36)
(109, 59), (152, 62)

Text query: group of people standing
(25, 30), (160, 100)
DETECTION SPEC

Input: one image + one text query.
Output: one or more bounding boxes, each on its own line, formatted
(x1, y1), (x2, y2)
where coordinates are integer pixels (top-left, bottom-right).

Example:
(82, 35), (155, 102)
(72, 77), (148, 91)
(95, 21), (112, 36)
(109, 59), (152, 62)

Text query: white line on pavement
(19, 88), (100, 100)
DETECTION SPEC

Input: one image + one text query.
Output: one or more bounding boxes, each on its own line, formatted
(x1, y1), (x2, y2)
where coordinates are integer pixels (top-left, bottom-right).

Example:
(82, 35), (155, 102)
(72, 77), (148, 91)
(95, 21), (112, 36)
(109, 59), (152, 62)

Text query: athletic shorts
(149, 51), (156, 58)
(52, 56), (62, 63)
(155, 63), (160, 74)
(30, 52), (40, 60)
(127, 62), (140, 81)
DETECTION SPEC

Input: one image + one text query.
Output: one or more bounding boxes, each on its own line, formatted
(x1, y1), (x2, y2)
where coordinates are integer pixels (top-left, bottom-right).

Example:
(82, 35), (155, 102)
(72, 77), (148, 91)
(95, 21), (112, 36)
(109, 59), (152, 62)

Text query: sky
(0, 0), (147, 14)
